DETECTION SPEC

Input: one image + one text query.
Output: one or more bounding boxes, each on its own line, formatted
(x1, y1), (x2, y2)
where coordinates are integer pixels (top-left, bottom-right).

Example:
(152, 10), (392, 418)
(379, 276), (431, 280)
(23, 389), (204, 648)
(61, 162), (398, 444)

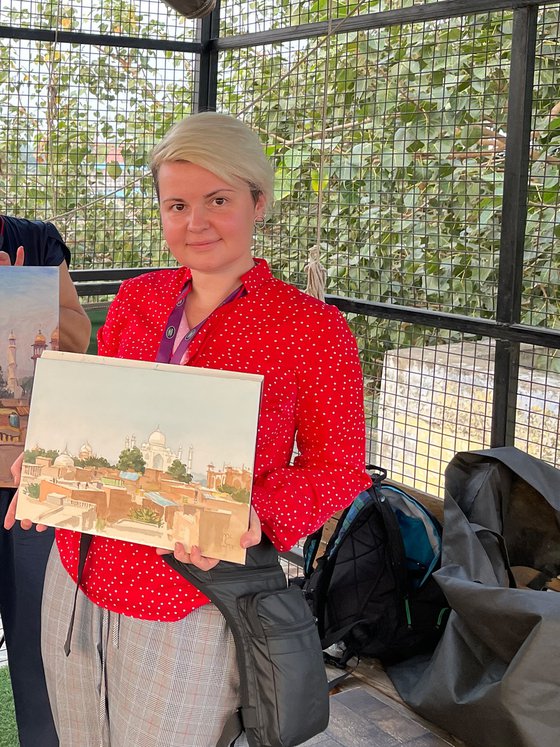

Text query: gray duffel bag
(388, 446), (560, 747)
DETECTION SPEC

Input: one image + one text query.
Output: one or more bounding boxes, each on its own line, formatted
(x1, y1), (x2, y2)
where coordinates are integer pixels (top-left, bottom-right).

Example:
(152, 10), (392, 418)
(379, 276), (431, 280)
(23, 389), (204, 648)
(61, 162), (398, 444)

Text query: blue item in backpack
(299, 466), (450, 666)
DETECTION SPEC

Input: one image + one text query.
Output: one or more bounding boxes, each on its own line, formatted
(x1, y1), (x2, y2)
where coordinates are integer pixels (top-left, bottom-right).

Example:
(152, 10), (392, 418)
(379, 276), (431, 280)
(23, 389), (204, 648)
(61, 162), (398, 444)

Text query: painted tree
(167, 458), (193, 483)
(116, 446), (146, 475)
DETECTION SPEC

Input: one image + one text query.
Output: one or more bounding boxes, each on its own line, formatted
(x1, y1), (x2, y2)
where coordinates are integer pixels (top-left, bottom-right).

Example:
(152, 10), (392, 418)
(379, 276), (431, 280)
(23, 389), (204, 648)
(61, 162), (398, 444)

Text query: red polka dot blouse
(55, 259), (371, 621)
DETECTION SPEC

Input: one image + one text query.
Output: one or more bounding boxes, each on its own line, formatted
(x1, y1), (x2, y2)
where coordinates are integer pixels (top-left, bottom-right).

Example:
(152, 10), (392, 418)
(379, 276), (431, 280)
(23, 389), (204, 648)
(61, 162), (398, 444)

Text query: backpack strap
(302, 466), (384, 580)
(64, 532), (94, 656)
(302, 527), (324, 577)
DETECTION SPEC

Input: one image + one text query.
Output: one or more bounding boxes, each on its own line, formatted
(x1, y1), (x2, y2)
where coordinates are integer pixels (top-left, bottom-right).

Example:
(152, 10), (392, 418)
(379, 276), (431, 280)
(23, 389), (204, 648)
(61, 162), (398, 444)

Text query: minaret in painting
(31, 329), (47, 373)
(7, 330), (23, 398)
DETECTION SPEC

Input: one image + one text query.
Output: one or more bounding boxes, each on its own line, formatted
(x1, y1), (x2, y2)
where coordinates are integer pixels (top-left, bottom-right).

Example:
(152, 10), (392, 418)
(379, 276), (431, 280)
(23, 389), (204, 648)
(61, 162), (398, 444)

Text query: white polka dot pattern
(56, 259), (371, 621)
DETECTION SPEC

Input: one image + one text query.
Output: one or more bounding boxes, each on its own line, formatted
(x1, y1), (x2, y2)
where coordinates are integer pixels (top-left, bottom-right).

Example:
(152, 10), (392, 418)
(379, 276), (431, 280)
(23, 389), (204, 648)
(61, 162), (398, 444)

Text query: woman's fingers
(2, 491), (47, 531)
(11, 452), (24, 485)
(154, 507), (263, 567)
(188, 544), (219, 570)
(154, 543), (219, 570)
(241, 506), (262, 549)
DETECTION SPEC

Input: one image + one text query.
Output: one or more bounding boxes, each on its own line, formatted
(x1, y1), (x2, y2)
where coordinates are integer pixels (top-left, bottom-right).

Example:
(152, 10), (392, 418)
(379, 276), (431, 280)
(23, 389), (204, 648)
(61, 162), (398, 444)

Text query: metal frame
(210, 0), (556, 450)
(194, 0), (221, 111)
(213, 0), (558, 49)
(5, 0), (560, 451)
(0, 23), (201, 53)
(493, 6), (539, 446)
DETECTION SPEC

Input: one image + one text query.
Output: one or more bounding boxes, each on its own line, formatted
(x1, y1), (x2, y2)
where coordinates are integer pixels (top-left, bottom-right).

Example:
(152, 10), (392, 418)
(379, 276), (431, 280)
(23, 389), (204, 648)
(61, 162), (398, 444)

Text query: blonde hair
(150, 112), (274, 207)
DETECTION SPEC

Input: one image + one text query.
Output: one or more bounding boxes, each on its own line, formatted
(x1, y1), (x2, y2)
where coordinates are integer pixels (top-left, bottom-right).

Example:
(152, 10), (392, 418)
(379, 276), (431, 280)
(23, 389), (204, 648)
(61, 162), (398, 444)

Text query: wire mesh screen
(0, 1), (198, 269)
(219, 0), (439, 37)
(0, 0), (197, 42)
(1, 1), (560, 498)
(345, 315), (494, 496)
(220, 12), (512, 318)
(216, 7), (531, 492)
(523, 6), (560, 329)
(514, 345), (560, 465)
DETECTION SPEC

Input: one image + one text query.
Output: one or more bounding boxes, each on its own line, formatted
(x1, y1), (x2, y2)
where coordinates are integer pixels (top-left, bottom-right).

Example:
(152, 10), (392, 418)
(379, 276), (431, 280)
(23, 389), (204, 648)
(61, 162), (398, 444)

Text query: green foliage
(0, 0), (195, 268)
(74, 455), (112, 468)
(218, 483), (250, 504)
(1, 1), (559, 369)
(166, 459), (193, 483)
(23, 448), (59, 464)
(19, 376), (34, 397)
(220, 3), (560, 353)
(128, 506), (162, 526)
(95, 517), (106, 531)
(116, 446), (146, 475)
(0, 374), (10, 399)
(27, 482), (41, 499)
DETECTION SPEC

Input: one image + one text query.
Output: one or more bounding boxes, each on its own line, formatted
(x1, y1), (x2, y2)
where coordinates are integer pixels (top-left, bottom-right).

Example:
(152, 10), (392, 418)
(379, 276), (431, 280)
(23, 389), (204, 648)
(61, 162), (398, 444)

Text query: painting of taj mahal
(16, 350), (263, 564)
(0, 266), (59, 487)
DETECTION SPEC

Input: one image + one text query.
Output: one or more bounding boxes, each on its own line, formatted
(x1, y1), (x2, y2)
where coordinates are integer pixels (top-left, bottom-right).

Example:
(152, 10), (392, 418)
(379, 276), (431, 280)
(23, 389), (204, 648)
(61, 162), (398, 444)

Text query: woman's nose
(187, 205), (209, 231)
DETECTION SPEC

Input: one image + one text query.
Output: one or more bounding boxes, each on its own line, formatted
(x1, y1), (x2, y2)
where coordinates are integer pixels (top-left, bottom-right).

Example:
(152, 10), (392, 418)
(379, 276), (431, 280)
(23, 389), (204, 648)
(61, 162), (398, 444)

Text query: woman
(10, 112), (371, 746)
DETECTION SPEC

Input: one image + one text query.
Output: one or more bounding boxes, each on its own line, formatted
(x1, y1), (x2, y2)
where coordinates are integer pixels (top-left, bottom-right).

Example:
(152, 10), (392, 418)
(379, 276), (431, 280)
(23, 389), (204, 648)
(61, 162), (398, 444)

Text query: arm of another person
(252, 306), (372, 552)
(58, 259), (91, 353)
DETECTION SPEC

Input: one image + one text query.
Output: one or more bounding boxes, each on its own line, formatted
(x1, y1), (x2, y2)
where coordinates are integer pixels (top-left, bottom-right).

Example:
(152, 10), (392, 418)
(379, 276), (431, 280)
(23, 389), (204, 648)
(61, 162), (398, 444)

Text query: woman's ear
(254, 192), (267, 221)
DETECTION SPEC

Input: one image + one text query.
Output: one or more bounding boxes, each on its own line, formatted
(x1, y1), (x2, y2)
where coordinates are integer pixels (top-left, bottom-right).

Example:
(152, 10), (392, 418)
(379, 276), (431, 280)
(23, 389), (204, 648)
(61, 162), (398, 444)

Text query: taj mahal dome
(124, 427), (185, 473)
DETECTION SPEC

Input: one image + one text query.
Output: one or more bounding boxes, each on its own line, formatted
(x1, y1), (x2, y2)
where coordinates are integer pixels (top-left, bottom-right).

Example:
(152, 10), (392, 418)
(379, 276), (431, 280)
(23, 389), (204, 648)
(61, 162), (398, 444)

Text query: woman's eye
(171, 204), (185, 212)
(213, 197), (227, 206)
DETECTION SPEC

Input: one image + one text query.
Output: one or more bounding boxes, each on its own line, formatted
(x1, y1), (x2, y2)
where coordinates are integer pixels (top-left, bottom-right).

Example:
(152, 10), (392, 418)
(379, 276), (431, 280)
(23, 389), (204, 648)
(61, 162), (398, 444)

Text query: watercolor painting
(0, 266), (59, 487)
(16, 351), (263, 564)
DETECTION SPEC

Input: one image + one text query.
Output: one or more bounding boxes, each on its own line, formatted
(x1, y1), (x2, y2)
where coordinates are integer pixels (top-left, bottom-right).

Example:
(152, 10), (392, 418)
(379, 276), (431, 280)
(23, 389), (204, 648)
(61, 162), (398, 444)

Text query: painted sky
(25, 353), (263, 473)
(0, 267), (59, 378)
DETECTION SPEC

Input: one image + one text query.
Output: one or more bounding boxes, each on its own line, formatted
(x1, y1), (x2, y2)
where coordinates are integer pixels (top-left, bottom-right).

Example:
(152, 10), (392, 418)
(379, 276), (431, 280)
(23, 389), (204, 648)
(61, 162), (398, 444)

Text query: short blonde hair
(150, 112), (274, 207)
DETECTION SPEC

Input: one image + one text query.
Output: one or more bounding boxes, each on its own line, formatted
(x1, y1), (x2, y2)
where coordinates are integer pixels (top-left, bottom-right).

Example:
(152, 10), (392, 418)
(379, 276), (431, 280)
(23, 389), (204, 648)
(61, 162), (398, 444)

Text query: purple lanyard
(156, 280), (246, 364)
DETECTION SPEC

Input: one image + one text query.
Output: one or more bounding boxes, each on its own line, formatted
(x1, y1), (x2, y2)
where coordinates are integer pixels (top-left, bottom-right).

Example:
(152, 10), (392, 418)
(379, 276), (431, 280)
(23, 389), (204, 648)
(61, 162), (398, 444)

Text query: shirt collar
(240, 258), (273, 293)
(174, 257), (272, 295)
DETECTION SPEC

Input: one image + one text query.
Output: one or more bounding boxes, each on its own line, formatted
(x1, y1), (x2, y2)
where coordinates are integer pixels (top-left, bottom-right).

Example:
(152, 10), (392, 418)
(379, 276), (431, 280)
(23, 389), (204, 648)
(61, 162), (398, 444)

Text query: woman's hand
(0, 245), (24, 265)
(155, 506), (262, 570)
(3, 453), (48, 531)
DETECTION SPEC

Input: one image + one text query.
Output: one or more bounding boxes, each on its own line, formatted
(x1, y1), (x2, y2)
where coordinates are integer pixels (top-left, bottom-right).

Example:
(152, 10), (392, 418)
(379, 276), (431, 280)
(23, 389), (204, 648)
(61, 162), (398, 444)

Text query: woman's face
(158, 161), (266, 276)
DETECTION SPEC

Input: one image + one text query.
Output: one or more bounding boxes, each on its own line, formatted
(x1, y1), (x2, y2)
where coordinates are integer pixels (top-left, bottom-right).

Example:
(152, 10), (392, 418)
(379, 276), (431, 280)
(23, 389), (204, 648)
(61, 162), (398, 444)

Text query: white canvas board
(16, 350), (263, 564)
(0, 266), (59, 487)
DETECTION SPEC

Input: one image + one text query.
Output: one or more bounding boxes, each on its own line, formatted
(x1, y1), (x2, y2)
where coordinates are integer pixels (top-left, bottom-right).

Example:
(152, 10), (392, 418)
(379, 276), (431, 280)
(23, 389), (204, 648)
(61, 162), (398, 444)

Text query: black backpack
(298, 466), (450, 667)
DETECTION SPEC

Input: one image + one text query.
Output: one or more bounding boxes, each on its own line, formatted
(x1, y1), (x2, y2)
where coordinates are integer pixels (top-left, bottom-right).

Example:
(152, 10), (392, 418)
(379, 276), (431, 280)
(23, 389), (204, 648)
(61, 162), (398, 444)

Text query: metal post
(491, 5), (538, 447)
(194, 0), (220, 112)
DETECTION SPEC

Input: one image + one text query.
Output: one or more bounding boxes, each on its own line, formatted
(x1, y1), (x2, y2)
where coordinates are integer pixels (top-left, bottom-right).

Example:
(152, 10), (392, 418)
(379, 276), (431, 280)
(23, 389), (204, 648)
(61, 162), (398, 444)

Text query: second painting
(0, 266), (59, 487)
(16, 351), (263, 564)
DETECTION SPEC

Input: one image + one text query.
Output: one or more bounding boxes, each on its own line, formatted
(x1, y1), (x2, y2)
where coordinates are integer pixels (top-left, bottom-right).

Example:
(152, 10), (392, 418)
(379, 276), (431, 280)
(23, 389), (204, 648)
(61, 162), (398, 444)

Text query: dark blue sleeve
(42, 221), (71, 267)
(1, 216), (71, 267)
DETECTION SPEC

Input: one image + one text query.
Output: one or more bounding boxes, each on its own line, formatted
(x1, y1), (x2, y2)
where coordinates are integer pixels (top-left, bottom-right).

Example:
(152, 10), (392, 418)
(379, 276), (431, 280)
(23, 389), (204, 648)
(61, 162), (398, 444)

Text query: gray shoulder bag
(164, 537), (329, 747)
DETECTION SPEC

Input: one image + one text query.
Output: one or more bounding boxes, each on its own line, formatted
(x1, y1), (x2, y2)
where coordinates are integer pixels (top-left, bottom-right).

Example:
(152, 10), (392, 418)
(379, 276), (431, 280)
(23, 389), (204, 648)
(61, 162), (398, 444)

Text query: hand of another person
(155, 506), (262, 570)
(0, 245), (24, 265)
(3, 452), (48, 531)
